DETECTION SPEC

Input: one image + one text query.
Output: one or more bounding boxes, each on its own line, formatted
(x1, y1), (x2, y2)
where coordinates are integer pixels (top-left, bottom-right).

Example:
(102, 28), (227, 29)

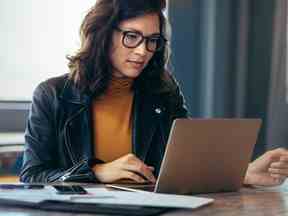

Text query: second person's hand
(92, 153), (156, 183)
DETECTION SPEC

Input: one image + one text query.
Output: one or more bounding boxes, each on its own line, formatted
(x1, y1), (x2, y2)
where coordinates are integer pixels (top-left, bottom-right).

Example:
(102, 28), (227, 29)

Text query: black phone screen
(53, 185), (88, 195)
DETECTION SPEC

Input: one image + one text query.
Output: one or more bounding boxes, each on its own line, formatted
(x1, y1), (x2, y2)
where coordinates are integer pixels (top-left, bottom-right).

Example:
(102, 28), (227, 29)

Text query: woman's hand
(244, 148), (288, 186)
(92, 153), (156, 183)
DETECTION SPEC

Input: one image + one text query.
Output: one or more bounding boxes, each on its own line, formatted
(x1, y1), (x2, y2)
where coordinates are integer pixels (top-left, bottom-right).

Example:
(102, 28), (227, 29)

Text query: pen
(70, 195), (115, 200)
(0, 184), (44, 190)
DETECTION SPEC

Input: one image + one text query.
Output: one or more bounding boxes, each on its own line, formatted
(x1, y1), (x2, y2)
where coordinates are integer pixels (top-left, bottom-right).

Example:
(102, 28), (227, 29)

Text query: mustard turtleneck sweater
(92, 76), (134, 162)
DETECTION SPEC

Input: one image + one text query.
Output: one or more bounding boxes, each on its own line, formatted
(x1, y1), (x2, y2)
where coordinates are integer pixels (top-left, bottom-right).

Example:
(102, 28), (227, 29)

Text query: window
(0, 0), (96, 101)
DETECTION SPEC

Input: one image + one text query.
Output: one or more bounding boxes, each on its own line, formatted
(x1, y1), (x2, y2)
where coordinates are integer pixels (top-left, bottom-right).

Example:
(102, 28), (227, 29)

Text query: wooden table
(0, 185), (287, 215)
(0, 175), (19, 182)
(164, 186), (288, 216)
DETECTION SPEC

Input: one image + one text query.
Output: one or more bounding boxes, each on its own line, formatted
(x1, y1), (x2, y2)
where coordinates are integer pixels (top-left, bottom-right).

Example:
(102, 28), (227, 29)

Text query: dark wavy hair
(67, 0), (174, 97)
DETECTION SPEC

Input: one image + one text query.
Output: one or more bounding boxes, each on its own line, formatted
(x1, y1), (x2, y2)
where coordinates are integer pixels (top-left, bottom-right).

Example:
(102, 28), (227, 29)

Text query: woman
(20, 0), (288, 186)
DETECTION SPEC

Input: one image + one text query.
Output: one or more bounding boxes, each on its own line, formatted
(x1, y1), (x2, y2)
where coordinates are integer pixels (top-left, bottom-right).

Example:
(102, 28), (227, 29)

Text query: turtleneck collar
(104, 76), (134, 97)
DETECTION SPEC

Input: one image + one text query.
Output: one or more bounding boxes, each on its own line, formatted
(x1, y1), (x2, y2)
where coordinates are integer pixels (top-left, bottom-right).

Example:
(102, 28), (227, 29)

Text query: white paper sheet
(0, 186), (214, 209)
(0, 186), (69, 203)
(70, 187), (214, 209)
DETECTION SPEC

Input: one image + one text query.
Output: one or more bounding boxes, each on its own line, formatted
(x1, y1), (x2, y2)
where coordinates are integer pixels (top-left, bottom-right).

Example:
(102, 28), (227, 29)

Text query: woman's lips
(127, 60), (144, 69)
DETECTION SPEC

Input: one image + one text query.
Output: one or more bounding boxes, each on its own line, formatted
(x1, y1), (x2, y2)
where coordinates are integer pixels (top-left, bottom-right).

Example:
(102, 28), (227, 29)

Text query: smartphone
(53, 185), (88, 195)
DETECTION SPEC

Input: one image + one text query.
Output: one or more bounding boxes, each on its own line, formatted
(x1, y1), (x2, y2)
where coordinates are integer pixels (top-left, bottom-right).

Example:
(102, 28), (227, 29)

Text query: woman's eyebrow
(121, 27), (160, 36)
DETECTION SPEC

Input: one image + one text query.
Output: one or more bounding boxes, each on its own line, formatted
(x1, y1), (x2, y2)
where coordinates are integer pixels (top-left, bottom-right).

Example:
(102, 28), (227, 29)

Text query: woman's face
(109, 13), (160, 78)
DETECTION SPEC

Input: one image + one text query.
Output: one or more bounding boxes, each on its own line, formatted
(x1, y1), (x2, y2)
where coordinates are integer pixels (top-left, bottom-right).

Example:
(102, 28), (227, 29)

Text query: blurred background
(0, 0), (287, 177)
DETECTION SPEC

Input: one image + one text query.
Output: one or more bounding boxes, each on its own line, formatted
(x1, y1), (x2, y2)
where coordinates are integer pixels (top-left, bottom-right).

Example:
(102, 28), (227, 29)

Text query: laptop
(107, 118), (262, 195)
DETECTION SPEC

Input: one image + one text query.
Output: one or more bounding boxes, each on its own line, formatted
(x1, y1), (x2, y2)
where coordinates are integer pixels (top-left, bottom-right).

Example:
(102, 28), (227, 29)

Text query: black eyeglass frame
(115, 27), (167, 52)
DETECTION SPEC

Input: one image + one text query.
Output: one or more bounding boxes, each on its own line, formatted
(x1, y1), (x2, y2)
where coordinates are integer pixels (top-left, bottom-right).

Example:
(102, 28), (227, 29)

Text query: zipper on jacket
(60, 173), (92, 182)
(49, 159), (88, 182)
(64, 106), (87, 165)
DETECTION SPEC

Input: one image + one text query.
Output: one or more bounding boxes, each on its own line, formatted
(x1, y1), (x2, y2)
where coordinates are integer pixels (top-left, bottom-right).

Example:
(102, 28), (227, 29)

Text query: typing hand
(244, 148), (288, 186)
(92, 153), (156, 184)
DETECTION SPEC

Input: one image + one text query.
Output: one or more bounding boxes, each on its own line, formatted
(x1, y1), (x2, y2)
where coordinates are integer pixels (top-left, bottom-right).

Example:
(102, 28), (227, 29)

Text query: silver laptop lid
(155, 118), (262, 194)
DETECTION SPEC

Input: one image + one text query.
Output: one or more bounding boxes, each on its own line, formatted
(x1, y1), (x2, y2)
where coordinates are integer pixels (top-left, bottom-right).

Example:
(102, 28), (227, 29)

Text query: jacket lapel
(59, 78), (94, 163)
(132, 90), (164, 161)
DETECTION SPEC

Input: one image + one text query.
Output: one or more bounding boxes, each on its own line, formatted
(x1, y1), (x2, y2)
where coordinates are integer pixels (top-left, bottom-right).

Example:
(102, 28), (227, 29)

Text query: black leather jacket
(20, 74), (188, 183)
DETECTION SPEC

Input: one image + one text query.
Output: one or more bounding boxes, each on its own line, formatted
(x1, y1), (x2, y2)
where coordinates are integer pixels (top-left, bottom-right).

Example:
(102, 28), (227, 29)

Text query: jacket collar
(59, 78), (91, 106)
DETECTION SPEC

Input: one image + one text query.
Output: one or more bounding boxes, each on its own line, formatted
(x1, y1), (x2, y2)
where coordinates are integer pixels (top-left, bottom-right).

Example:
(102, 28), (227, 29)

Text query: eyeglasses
(115, 27), (167, 52)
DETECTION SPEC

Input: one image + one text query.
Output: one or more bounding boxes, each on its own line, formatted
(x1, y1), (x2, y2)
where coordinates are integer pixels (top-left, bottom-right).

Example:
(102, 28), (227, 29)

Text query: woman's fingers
(270, 161), (288, 169)
(270, 174), (286, 184)
(148, 166), (155, 171)
(280, 156), (288, 162)
(120, 154), (156, 183)
(269, 157), (288, 183)
(268, 167), (288, 176)
(120, 170), (147, 183)
(124, 163), (156, 183)
(270, 173), (284, 179)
